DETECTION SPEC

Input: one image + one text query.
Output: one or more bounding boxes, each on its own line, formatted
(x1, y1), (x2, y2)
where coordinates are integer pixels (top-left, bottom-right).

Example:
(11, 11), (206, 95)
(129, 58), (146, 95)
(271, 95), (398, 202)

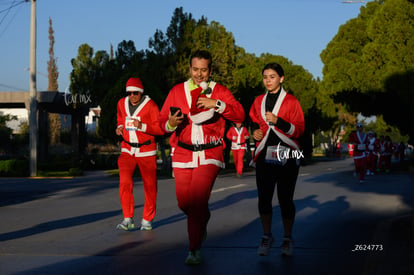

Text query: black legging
(255, 152), (299, 219)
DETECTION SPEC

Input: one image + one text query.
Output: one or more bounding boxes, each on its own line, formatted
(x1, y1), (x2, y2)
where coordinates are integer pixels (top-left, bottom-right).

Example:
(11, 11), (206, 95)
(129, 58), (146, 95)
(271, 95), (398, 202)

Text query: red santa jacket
(117, 95), (163, 157)
(348, 131), (367, 159)
(379, 140), (393, 156)
(226, 126), (249, 150)
(249, 88), (305, 163)
(366, 136), (380, 156)
(159, 80), (245, 168)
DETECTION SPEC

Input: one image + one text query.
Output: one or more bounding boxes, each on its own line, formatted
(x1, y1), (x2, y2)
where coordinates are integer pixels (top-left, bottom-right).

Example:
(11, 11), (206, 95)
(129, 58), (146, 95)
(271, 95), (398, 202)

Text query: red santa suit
(249, 88), (304, 227)
(366, 134), (380, 175)
(159, 79), (245, 252)
(117, 95), (163, 222)
(226, 125), (250, 176)
(348, 131), (367, 181)
(378, 138), (393, 172)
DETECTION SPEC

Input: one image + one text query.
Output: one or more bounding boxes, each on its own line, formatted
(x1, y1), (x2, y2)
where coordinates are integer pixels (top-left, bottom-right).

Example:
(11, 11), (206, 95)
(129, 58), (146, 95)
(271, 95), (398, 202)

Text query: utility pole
(29, 0), (37, 177)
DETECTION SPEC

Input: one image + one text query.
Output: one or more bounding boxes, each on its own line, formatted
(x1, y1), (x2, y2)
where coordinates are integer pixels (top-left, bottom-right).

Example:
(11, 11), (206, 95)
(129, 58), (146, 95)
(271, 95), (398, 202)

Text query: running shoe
(116, 218), (135, 231)
(257, 235), (273, 256)
(140, 219), (152, 230)
(185, 250), (202, 265)
(281, 237), (293, 256)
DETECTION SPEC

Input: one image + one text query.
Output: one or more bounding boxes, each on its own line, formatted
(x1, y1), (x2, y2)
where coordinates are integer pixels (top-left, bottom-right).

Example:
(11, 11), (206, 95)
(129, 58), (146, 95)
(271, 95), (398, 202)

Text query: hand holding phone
(170, 106), (182, 117)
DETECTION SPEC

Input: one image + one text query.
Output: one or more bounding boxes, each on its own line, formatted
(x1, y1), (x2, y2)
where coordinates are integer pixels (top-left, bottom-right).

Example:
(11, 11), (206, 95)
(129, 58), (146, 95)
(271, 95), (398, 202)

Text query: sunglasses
(126, 91), (140, 96)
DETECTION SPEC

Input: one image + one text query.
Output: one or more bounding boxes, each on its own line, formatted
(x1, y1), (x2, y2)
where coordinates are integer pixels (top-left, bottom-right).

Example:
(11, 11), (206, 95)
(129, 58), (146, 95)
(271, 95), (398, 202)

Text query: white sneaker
(185, 250), (202, 265)
(140, 219), (152, 230)
(281, 237), (293, 256)
(257, 235), (273, 256)
(116, 217), (135, 231)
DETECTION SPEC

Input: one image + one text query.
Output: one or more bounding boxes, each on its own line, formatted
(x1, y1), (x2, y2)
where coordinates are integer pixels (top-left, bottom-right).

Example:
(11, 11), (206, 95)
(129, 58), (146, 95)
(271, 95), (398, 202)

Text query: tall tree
(148, 7), (194, 88)
(47, 17), (61, 144)
(320, 0), (414, 142)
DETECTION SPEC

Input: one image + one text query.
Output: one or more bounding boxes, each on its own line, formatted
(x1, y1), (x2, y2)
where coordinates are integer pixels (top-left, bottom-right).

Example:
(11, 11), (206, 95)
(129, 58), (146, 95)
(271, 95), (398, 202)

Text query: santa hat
(126, 77), (144, 93)
(188, 84), (215, 124)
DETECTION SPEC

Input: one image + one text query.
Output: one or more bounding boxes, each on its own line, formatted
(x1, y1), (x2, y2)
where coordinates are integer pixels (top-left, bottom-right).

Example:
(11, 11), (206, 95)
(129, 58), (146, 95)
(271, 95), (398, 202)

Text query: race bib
(125, 117), (138, 131)
(357, 144), (366, 151)
(265, 145), (289, 166)
(368, 144), (374, 151)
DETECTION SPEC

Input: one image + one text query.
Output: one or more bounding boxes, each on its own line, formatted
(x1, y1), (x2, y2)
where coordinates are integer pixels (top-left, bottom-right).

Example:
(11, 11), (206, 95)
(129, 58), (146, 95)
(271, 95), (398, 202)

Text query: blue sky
(0, 0), (364, 92)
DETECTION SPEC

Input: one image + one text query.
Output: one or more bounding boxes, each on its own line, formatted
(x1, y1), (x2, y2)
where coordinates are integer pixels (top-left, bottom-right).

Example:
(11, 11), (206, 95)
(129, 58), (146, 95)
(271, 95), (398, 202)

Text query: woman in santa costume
(159, 50), (244, 265)
(226, 122), (250, 177)
(249, 63), (305, 258)
(115, 77), (164, 231)
(348, 123), (368, 183)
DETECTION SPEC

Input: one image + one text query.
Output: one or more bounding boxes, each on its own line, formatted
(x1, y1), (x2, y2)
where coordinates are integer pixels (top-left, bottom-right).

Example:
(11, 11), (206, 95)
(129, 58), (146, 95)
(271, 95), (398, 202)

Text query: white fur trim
(126, 86), (144, 93)
(189, 108), (215, 124)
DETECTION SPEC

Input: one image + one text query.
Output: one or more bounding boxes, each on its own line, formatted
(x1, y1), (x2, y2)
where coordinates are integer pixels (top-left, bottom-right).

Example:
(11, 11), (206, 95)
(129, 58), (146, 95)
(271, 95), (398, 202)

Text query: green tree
(148, 7), (195, 88)
(47, 17), (61, 145)
(0, 114), (17, 154)
(320, 0), (414, 142)
(70, 44), (95, 105)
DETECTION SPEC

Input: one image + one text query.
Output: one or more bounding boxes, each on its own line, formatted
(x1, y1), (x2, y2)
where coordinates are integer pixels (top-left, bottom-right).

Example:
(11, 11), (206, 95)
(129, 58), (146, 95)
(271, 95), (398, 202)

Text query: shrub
(0, 159), (29, 177)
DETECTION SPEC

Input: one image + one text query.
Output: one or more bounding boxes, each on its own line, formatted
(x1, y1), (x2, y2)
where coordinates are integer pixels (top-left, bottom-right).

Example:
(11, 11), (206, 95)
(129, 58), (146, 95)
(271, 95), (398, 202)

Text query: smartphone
(170, 106), (182, 116)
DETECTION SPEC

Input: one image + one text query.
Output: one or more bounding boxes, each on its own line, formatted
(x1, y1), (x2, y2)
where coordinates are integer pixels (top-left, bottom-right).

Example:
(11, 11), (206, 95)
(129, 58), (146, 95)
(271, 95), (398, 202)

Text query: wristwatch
(215, 100), (222, 111)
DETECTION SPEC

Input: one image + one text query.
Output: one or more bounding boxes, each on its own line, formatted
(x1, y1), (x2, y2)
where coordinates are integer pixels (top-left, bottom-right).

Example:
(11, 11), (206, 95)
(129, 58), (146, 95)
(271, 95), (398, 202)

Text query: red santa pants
(353, 156), (367, 180)
(118, 152), (158, 221)
(366, 153), (378, 172)
(232, 149), (245, 175)
(378, 155), (391, 171)
(173, 164), (220, 252)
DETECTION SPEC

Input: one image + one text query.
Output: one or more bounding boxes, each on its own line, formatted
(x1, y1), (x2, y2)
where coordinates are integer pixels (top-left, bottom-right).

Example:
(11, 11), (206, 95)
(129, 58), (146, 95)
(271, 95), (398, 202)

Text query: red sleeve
(226, 128), (233, 140)
(243, 127), (250, 139)
(216, 84), (245, 123)
(116, 98), (125, 128)
(283, 96), (305, 139)
(159, 84), (186, 133)
(249, 96), (266, 131)
(141, 100), (164, 136)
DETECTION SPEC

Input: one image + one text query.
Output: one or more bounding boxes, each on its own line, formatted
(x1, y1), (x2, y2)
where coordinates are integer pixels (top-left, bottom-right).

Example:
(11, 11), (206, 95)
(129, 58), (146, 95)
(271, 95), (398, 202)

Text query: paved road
(0, 158), (413, 275)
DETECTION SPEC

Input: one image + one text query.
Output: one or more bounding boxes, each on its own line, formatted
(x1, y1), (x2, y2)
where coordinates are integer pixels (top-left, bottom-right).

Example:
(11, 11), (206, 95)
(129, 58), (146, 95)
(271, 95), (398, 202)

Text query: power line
(0, 83), (25, 90)
(0, 0), (26, 38)
(0, 0), (25, 14)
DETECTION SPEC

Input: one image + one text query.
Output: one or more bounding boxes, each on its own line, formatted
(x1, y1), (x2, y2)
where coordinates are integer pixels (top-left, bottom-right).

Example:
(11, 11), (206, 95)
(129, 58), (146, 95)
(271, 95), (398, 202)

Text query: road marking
(212, 183), (247, 193)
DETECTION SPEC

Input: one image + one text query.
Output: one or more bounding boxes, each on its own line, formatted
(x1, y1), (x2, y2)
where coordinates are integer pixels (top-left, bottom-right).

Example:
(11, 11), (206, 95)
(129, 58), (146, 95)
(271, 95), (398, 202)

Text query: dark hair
(190, 50), (212, 70)
(262, 63), (284, 77)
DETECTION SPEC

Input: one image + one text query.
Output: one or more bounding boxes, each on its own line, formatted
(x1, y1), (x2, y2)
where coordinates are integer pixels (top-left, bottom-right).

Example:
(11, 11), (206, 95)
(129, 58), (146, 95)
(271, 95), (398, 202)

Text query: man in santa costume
(115, 77), (164, 231)
(348, 123), (367, 183)
(365, 130), (379, 176)
(159, 50), (245, 265)
(226, 122), (250, 177)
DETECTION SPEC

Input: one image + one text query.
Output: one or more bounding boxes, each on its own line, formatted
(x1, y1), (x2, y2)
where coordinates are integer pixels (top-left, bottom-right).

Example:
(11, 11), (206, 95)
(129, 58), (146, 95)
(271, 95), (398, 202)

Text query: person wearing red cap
(348, 123), (368, 183)
(159, 50), (245, 265)
(115, 77), (164, 231)
(226, 122), (250, 177)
